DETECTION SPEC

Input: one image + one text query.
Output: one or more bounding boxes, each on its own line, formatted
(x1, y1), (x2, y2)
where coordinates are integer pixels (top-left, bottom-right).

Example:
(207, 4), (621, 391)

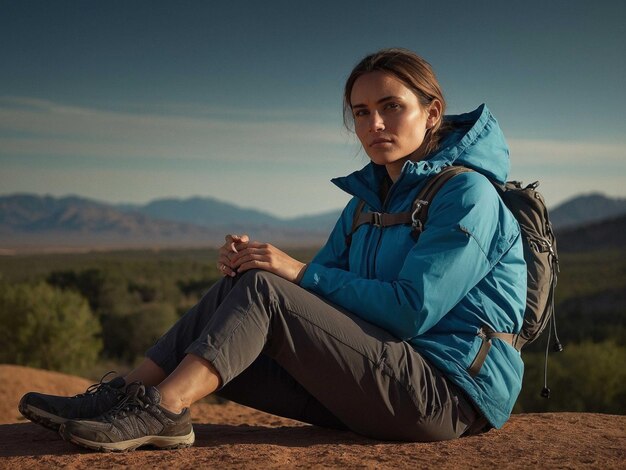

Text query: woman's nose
(368, 111), (385, 132)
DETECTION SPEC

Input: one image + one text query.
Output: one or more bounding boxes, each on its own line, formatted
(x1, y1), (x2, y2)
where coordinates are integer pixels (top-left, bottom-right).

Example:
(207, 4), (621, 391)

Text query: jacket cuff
(294, 263), (309, 285)
(298, 262), (323, 289)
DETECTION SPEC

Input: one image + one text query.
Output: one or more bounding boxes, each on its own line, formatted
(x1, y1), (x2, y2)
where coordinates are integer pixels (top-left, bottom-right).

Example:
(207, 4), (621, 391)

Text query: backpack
(346, 166), (563, 394)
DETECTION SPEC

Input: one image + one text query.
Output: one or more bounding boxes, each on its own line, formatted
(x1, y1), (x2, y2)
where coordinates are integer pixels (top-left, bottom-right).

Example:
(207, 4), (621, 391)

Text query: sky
(1, 0), (624, 217)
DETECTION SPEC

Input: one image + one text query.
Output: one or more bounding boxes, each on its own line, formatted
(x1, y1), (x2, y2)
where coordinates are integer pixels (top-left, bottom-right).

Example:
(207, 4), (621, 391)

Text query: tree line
(0, 248), (623, 414)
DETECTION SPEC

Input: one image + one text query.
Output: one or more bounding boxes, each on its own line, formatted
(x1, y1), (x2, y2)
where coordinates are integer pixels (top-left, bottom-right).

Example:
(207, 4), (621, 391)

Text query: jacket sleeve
(299, 173), (517, 340)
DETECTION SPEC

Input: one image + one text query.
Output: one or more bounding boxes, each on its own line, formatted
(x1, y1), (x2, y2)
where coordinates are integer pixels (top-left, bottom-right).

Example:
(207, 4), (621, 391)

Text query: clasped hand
(217, 234), (306, 283)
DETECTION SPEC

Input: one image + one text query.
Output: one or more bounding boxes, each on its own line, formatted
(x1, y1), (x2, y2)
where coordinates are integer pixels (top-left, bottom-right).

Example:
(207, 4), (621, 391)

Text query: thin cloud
(509, 138), (624, 165)
(0, 96), (353, 163)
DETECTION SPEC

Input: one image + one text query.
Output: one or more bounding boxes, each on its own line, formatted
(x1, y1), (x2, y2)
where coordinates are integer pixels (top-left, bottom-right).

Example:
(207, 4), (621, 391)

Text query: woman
(19, 48), (526, 450)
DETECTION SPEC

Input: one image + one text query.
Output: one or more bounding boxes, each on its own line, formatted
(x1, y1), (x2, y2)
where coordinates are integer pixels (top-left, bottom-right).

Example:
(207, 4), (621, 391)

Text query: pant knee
(238, 269), (284, 292)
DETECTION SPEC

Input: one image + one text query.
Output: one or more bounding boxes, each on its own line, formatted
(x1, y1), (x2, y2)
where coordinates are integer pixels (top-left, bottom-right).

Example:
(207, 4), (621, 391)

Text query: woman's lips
(369, 138), (393, 147)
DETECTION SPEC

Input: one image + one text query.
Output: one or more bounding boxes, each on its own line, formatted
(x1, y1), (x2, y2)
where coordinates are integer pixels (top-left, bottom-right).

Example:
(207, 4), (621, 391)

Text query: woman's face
(350, 71), (438, 180)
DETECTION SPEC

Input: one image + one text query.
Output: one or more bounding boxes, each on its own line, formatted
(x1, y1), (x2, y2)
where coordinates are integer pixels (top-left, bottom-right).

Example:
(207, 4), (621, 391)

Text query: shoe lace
(101, 382), (146, 421)
(73, 371), (119, 399)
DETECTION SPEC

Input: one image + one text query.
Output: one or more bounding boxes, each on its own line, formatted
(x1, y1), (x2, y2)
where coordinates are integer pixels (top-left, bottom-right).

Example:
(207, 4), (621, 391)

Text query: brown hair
(343, 48), (448, 157)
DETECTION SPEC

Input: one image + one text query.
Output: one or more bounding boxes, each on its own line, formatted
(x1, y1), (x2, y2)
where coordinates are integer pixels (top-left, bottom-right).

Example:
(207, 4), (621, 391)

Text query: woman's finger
(223, 233), (237, 245)
(236, 259), (269, 274)
(218, 253), (234, 267)
(217, 254), (238, 277)
(218, 246), (231, 259)
(234, 234), (250, 246)
(230, 247), (271, 266)
(232, 253), (268, 270)
(225, 234), (250, 244)
(216, 261), (231, 277)
(233, 234), (250, 243)
(222, 263), (237, 277)
(234, 242), (270, 254)
(223, 234), (250, 253)
(242, 241), (268, 249)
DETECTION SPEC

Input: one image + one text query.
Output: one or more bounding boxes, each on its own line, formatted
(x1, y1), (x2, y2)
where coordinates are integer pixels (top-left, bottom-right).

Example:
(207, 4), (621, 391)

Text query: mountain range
(0, 194), (338, 252)
(0, 192), (624, 253)
(549, 193), (626, 229)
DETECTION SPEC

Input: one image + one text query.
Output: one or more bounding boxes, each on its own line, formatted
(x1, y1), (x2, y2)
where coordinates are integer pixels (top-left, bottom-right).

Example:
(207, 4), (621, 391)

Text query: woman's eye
(385, 102), (400, 110)
(353, 109), (368, 117)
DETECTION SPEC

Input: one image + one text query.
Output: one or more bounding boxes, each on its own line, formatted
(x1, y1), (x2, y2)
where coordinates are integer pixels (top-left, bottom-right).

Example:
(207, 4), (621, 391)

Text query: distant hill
(0, 194), (331, 251)
(1, 192), (625, 253)
(556, 214), (626, 253)
(550, 193), (626, 229)
(0, 194), (202, 234)
(286, 210), (342, 231)
(124, 197), (283, 227)
(118, 196), (341, 232)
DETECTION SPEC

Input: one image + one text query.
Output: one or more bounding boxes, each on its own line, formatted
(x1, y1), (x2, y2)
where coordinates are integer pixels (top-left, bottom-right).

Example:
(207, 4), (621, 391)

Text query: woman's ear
(426, 99), (443, 129)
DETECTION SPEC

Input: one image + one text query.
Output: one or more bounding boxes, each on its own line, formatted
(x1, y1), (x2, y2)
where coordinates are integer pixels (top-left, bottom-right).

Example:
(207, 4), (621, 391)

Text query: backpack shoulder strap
(345, 166), (474, 245)
(345, 199), (367, 247)
(410, 166), (474, 240)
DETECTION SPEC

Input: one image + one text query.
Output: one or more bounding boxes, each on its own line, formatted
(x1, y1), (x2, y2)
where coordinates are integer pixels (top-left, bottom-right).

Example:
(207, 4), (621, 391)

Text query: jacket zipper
(371, 172), (406, 276)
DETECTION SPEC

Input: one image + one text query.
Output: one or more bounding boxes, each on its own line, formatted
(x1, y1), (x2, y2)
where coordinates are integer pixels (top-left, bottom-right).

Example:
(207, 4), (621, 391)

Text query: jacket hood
(332, 104), (510, 205)
(431, 104), (509, 183)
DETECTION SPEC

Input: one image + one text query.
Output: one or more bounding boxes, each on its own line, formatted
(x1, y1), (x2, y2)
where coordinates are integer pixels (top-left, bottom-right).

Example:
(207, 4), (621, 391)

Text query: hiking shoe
(18, 372), (126, 431)
(59, 384), (194, 452)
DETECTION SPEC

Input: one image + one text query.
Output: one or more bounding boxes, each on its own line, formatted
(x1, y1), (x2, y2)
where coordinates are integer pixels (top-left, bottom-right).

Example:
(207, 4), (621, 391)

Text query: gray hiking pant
(146, 269), (485, 441)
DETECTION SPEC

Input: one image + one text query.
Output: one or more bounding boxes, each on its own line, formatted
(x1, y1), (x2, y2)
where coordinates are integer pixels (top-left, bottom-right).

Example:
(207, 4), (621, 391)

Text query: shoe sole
(60, 424), (195, 452)
(18, 401), (66, 432)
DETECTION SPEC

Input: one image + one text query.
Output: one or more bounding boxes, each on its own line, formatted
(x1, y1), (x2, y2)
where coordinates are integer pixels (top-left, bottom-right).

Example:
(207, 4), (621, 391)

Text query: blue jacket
(299, 104), (526, 428)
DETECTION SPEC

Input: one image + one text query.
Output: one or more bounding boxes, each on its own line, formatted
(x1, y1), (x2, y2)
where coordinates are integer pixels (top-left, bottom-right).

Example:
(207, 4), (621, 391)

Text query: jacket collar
(331, 104), (510, 208)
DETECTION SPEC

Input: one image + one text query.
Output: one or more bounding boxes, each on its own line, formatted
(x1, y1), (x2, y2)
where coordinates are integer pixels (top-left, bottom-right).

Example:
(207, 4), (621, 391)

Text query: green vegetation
(0, 281), (102, 374)
(554, 250), (625, 305)
(0, 246), (623, 414)
(513, 250), (626, 414)
(515, 341), (626, 414)
(0, 247), (317, 368)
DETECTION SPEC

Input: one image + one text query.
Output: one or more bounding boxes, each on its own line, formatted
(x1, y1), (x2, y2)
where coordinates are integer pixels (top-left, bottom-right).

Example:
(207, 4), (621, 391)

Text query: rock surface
(1, 365), (624, 469)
